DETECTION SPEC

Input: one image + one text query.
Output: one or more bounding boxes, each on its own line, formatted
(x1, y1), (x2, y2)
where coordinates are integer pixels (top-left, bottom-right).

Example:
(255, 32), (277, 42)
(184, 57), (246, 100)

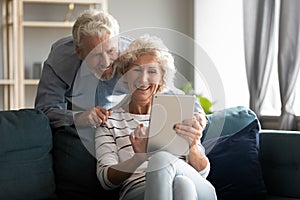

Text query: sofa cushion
(52, 125), (118, 200)
(259, 130), (300, 198)
(203, 119), (267, 200)
(0, 109), (56, 200)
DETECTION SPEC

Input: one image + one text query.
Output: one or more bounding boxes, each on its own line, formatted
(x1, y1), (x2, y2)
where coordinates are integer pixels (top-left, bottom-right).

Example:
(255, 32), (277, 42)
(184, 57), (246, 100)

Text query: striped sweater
(95, 108), (209, 199)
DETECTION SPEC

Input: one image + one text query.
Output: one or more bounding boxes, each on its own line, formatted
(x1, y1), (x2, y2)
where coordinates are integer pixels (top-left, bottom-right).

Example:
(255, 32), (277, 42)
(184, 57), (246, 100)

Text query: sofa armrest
(259, 130), (300, 199)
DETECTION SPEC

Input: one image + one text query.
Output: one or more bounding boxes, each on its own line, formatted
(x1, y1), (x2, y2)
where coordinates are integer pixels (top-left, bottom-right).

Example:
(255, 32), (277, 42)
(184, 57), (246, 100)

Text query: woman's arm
(107, 154), (146, 185)
(188, 143), (209, 173)
(96, 124), (148, 188)
(173, 117), (209, 173)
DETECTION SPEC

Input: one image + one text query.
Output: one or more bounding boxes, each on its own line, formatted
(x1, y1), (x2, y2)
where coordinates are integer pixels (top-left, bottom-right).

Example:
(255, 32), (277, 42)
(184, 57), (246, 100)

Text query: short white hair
(72, 9), (119, 50)
(116, 35), (176, 92)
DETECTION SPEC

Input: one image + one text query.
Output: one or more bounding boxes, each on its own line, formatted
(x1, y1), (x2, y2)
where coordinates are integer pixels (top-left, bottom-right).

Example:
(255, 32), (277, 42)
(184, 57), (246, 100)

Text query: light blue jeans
(122, 151), (217, 200)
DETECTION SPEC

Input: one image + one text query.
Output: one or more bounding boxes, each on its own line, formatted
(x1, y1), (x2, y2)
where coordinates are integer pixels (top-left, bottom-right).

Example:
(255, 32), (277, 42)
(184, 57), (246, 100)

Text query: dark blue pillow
(203, 119), (267, 200)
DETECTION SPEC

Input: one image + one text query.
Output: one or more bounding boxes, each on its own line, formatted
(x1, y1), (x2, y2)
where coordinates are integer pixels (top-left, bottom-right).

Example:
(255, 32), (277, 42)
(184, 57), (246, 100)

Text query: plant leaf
(198, 95), (212, 114)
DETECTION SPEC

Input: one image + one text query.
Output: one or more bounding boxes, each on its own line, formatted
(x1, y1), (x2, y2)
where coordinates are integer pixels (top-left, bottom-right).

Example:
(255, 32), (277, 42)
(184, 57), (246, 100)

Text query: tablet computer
(147, 94), (195, 156)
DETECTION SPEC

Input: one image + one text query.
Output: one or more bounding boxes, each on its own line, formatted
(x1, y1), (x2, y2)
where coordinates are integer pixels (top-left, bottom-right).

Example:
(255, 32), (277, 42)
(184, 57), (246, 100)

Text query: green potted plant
(180, 82), (213, 114)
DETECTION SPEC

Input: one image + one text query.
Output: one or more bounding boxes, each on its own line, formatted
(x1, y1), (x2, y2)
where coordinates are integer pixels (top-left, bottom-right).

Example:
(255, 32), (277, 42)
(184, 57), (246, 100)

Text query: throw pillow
(203, 119), (267, 200)
(202, 106), (258, 141)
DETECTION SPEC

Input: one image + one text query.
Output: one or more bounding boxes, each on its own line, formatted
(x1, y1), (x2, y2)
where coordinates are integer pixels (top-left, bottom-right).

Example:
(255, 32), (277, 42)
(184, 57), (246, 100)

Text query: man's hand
(74, 106), (112, 127)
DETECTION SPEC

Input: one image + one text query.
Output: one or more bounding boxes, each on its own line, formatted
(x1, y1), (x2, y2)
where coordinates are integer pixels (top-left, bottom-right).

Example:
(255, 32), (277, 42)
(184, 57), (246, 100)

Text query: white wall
(109, 0), (250, 111)
(108, 0), (194, 36)
(194, 0), (249, 111)
(0, 0), (250, 110)
(108, 0), (196, 87)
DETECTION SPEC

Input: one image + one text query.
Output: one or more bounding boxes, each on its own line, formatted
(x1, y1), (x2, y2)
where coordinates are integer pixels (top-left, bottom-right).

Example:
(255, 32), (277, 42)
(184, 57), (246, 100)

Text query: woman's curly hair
(116, 35), (176, 93)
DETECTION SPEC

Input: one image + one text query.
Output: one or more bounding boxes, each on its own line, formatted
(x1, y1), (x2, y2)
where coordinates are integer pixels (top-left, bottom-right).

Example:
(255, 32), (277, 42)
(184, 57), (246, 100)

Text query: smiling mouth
(103, 65), (113, 72)
(97, 63), (113, 71)
(93, 64), (116, 81)
(136, 85), (151, 91)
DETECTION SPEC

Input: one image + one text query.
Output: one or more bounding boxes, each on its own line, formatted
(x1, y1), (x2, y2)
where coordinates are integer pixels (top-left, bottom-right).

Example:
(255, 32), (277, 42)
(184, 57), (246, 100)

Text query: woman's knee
(147, 151), (178, 172)
(196, 179), (217, 200)
(173, 175), (197, 200)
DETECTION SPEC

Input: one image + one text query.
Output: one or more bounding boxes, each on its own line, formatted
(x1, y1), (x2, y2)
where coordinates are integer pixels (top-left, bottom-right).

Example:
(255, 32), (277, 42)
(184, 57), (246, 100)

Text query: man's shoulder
(51, 35), (74, 49)
(45, 35), (81, 82)
(46, 35), (80, 69)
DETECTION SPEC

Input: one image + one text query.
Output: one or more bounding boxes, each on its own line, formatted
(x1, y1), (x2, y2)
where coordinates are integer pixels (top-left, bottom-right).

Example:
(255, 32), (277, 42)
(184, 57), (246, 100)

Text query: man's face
(77, 33), (119, 80)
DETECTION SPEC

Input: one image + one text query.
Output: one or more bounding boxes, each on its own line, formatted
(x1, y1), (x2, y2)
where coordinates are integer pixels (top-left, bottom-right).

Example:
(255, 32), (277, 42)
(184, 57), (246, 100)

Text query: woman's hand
(130, 124), (148, 154)
(173, 117), (208, 171)
(173, 116), (203, 148)
(194, 111), (208, 130)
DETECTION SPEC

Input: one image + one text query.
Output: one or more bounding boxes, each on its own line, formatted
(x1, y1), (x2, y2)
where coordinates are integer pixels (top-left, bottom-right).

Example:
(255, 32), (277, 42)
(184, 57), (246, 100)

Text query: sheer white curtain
(277, 0), (300, 129)
(243, 0), (300, 130)
(243, 0), (275, 116)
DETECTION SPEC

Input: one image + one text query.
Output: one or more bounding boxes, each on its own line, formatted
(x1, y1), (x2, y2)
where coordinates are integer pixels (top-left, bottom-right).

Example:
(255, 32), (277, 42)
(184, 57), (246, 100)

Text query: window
(195, 0), (300, 117)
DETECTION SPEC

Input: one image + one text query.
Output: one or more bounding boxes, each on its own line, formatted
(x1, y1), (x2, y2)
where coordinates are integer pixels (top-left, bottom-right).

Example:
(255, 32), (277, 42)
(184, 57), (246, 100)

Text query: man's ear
(75, 47), (83, 60)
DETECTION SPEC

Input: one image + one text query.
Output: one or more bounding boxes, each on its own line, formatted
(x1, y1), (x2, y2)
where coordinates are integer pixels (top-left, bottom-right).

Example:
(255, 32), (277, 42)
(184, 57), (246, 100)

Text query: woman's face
(125, 54), (164, 102)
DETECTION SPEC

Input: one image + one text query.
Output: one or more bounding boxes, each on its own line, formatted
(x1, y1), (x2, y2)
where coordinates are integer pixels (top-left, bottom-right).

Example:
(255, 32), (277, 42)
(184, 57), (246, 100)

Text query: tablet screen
(147, 94), (195, 156)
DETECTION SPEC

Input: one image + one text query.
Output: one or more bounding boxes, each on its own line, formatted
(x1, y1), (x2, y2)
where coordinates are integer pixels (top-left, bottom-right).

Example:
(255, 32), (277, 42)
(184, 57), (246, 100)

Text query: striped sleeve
(95, 125), (120, 190)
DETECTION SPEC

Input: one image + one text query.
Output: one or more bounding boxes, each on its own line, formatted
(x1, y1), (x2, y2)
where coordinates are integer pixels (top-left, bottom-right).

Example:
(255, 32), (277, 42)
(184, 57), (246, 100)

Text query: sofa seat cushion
(52, 125), (118, 200)
(266, 195), (300, 200)
(203, 117), (267, 200)
(259, 130), (300, 199)
(0, 109), (56, 200)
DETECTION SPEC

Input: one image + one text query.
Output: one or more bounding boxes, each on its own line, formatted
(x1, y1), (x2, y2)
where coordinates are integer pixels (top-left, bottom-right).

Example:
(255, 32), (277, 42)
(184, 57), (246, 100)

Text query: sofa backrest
(0, 109), (56, 200)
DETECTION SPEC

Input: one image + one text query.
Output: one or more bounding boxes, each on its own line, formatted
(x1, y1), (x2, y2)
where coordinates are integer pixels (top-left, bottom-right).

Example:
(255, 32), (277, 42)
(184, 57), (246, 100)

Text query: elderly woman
(95, 35), (217, 200)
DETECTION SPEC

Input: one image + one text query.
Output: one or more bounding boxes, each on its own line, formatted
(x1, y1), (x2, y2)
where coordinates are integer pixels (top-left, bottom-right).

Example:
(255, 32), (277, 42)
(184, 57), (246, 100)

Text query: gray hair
(72, 9), (120, 50)
(117, 35), (176, 93)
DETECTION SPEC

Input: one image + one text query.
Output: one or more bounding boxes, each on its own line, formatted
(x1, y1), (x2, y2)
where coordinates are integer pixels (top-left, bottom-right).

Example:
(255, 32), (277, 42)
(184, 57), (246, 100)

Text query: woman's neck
(128, 100), (151, 114)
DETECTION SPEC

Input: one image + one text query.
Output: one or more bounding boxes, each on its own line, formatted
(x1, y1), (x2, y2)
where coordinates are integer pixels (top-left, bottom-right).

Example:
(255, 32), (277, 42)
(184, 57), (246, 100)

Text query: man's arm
(35, 61), (74, 128)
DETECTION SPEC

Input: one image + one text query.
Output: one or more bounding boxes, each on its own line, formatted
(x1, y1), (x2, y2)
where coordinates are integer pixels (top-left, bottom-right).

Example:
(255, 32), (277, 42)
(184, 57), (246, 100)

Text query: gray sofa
(0, 107), (299, 200)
